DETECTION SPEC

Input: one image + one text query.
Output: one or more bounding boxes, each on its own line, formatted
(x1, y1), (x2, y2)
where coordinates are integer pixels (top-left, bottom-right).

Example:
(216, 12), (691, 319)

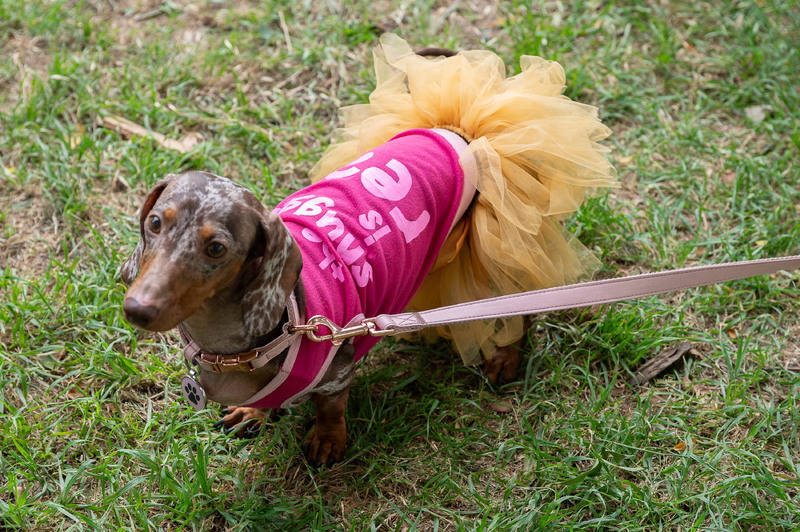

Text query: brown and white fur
(121, 156), (520, 468)
(121, 50), (523, 467)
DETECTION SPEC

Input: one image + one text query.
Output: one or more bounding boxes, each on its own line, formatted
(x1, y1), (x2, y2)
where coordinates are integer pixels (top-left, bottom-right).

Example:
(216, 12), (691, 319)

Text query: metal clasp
(289, 315), (394, 345)
(198, 350), (259, 373)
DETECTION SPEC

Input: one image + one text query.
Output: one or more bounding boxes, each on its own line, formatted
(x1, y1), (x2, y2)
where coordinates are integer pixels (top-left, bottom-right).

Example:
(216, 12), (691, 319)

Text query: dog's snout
(123, 296), (160, 328)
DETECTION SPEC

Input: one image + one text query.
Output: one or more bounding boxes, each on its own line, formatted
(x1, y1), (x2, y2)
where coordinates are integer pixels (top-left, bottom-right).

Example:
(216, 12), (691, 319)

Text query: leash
(179, 257), (800, 410)
(180, 254), (799, 410)
(292, 254), (800, 344)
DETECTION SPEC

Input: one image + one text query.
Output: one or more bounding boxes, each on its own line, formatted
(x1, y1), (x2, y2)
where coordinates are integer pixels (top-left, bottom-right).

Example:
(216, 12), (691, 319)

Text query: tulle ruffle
(310, 34), (617, 364)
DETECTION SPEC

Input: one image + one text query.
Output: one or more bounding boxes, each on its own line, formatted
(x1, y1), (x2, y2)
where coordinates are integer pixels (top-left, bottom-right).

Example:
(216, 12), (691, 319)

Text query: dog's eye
(148, 215), (162, 234)
(206, 242), (227, 258)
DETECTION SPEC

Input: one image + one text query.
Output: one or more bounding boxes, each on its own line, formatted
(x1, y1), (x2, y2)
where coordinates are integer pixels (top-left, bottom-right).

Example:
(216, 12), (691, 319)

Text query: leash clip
(292, 315), (394, 345)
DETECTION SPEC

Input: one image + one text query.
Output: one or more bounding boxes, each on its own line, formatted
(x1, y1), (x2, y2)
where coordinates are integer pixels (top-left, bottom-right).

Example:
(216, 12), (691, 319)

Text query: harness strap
(181, 292), (302, 373)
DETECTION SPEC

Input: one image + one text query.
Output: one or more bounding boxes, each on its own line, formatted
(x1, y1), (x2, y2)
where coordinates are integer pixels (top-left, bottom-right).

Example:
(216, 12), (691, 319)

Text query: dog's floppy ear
(120, 174), (176, 285)
(241, 212), (303, 337)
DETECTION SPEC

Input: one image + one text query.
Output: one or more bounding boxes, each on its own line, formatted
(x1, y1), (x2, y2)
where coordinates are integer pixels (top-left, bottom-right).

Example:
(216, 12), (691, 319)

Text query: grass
(1, 0), (799, 530)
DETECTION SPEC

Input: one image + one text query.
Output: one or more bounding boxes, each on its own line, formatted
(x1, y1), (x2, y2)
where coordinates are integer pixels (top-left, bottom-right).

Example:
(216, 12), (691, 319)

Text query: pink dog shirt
(243, 129), (465, 408)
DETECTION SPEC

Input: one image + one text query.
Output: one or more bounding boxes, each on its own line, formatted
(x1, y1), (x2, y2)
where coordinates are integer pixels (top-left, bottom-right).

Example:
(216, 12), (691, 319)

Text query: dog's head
(121, 171), (302, 337)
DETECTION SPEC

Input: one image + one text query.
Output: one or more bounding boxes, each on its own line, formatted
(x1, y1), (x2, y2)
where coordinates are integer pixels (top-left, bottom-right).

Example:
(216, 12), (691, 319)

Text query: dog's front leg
(302, 387), (350, 468)
(215, 406), (279, 437)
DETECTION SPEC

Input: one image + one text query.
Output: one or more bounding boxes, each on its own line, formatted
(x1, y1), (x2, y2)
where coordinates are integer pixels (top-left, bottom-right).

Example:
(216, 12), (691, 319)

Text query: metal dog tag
(181, 373), (207, 411)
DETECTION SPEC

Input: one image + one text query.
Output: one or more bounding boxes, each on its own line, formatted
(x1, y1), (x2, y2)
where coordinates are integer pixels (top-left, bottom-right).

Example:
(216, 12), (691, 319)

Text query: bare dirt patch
(0, 179), (60, 275)
(0, 33), (52, 112)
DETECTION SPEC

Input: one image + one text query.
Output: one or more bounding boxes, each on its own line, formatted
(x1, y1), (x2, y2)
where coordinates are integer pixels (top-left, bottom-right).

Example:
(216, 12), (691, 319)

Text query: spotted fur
(121, 150), (519, 469)
(121, 171), (301, 353)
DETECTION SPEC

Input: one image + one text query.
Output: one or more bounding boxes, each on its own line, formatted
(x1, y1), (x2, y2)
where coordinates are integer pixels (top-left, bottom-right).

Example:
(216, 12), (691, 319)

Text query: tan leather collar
(179, 293), (302, 374)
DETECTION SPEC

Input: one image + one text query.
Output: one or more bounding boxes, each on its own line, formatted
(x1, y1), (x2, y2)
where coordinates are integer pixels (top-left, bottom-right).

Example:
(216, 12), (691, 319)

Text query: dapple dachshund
(120, 128), (520, 467)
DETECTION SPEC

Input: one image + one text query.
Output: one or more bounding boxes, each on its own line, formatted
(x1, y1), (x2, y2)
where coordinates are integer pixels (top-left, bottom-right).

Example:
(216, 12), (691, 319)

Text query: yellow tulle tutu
(310, 34), (617, 365)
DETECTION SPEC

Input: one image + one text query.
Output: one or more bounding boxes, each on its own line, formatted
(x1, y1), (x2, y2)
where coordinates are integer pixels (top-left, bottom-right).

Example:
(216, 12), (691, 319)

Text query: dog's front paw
(301, 422), (347, 468)
(483, 344), (521, 385)
(214, 406), (272, 438)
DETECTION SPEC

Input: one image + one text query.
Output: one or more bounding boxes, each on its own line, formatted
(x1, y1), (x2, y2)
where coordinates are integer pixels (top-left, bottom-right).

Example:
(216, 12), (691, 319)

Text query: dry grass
(2, 0), (800, 530)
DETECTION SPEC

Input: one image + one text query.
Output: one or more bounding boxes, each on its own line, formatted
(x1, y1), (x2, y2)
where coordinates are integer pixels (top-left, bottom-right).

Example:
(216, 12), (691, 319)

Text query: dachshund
(121, 127), (521, 467)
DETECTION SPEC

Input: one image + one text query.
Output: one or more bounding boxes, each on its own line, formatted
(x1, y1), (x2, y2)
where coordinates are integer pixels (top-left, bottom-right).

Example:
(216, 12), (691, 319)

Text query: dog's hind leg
(483, 341), (523, 386)
(482, 318), (531, 385)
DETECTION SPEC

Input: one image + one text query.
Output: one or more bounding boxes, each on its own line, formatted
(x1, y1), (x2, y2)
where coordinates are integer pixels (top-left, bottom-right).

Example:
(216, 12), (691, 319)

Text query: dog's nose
(123, 297), (160, 328)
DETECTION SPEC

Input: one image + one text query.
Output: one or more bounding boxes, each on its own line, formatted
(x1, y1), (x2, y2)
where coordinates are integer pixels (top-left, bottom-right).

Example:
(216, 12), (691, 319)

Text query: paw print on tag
(185, 382), (201, 404)
(181, 375), (206, 411)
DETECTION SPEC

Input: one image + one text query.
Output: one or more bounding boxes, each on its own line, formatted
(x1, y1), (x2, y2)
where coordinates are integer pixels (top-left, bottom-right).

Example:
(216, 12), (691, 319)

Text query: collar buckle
(198, 350), (259, 373)
(180, 292), (303, 375)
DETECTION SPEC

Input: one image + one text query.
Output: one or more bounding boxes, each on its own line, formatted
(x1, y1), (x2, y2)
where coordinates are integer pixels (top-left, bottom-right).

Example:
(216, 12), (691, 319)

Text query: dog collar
(179, 292), (303, 374)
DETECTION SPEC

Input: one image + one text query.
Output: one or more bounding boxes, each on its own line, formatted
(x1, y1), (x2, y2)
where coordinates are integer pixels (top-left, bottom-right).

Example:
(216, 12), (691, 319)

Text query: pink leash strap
(372, 255), (800, 335)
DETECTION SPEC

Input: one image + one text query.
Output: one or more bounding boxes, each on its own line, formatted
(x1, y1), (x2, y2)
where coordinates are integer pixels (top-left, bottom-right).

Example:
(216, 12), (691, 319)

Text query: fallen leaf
(176, 131), (203, 152)
(490, 400), (513, 413)
(628, 342), (695, 386)
(744, 105), (772, 123)
(674, 438), (697, 452)
(617, 155), (634, 167)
